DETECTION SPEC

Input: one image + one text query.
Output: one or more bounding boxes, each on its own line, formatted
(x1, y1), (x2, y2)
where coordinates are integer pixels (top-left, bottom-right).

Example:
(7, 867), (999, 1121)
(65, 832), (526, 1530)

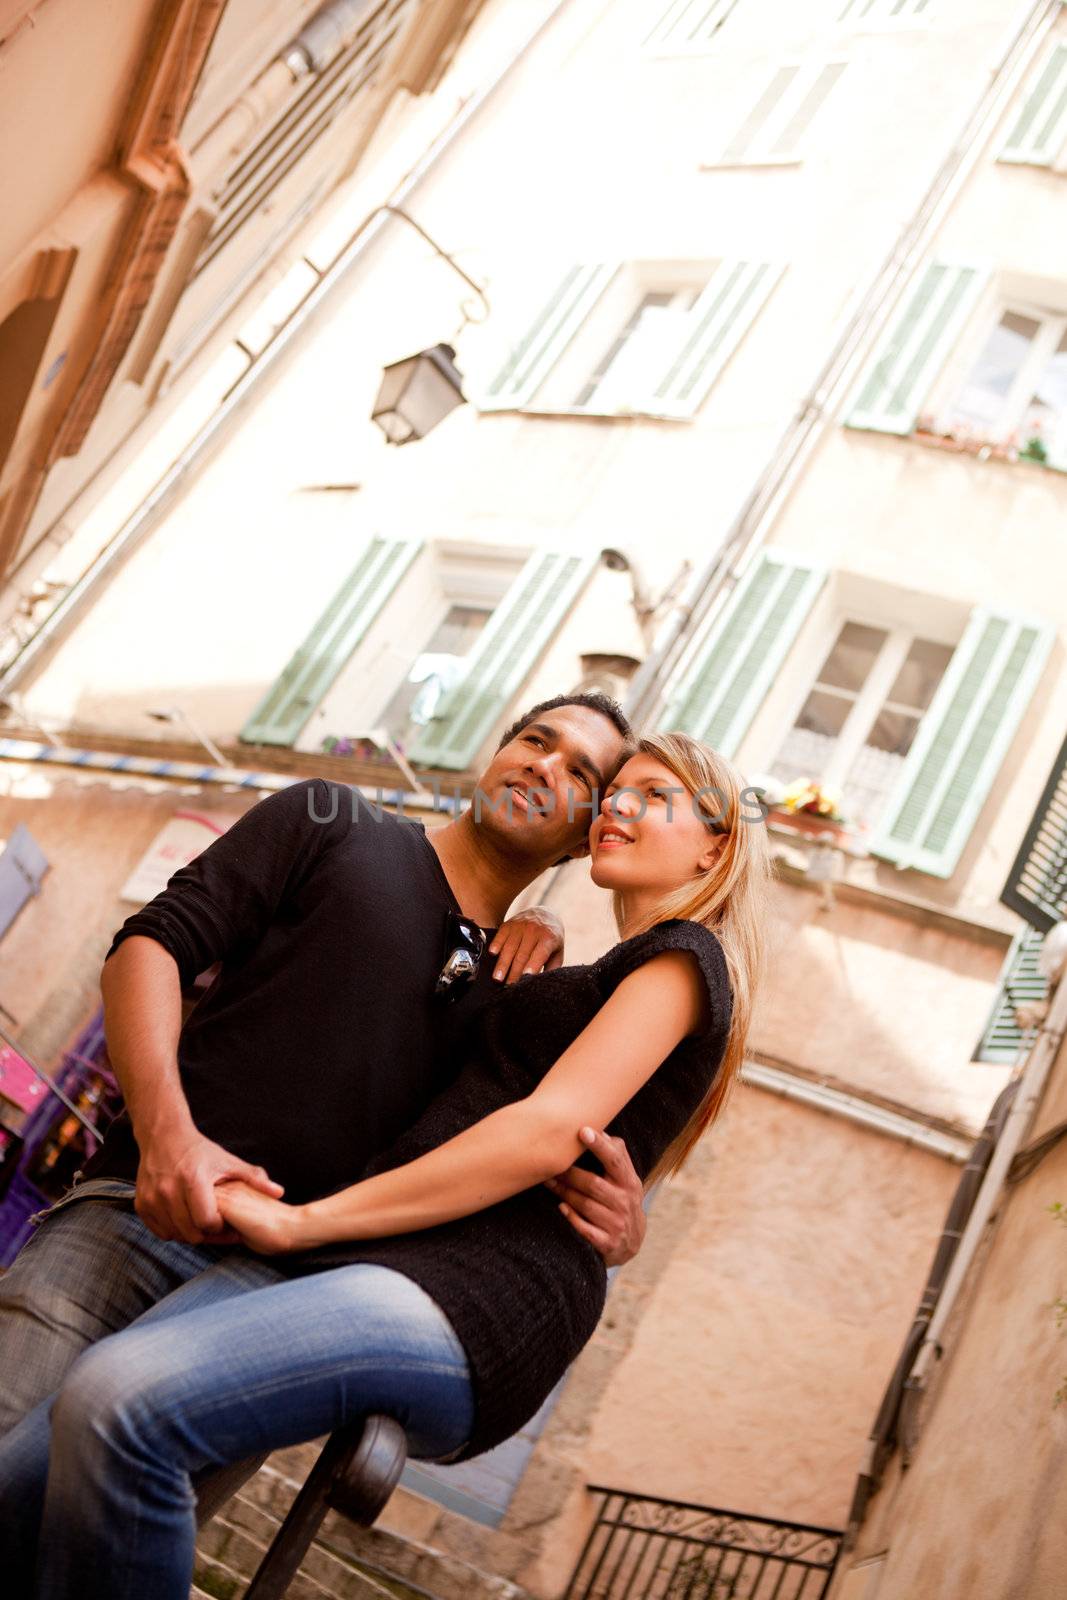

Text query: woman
(5, 734), (769, 1600)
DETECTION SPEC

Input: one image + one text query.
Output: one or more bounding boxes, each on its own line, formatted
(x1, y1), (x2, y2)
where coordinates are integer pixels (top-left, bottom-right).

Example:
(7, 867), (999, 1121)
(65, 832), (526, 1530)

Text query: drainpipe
(625, 0), (1063, 729)
(0, 0), (577, 698)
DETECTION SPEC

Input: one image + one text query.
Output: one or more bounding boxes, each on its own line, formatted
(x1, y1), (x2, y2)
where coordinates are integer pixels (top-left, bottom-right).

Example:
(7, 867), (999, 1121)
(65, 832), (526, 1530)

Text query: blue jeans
(0, 1184), (474, 1600)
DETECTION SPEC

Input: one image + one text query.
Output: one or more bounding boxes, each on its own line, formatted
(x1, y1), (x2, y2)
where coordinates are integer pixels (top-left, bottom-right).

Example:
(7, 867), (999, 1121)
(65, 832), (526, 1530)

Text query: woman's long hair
(612, 732), (771, 1188)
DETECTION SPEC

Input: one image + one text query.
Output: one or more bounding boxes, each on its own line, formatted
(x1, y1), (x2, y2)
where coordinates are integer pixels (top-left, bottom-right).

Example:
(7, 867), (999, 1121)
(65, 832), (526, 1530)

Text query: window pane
(1020, 327), (1067, 459)
(865, 706), (921, 759)
(885, 637), (953, 712)
(426, 605), (492, 657)
(381, 606), (491, 736)
(769, 63), (847, 159)
(945, 311), (1041, 432)
(817, 621), (887, 694)
(722, 66), (798, 163)
(574, 292), (676, 407)
(796, 687), (853, 738)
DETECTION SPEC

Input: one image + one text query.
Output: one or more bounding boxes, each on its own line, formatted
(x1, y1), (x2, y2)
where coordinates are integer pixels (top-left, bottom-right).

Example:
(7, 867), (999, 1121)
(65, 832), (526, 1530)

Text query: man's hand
(135, 1127), (284, 1245)
(489, 905), (565, 984)
(545, 1127), (647, 1268)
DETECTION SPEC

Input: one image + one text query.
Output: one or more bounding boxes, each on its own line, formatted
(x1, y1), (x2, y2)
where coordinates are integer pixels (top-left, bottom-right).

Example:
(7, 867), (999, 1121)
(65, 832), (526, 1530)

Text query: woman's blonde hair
(613, 732), (771, 1188)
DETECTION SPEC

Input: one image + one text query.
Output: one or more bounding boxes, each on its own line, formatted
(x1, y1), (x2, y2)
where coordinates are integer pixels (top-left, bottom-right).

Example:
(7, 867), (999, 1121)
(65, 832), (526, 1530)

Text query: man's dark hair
(496, 692), (636, 754)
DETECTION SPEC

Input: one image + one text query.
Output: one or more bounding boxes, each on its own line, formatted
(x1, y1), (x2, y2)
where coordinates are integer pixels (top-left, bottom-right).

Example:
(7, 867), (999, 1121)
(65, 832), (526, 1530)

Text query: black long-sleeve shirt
(84, 780), (497, 1202)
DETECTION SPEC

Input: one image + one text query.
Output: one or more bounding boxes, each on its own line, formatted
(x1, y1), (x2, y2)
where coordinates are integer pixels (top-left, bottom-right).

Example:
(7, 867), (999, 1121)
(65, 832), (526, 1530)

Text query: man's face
(473, 707), (630, 867)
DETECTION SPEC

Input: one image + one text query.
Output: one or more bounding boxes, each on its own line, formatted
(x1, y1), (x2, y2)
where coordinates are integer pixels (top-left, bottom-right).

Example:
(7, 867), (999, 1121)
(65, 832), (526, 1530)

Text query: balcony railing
(564, 1487), (843, 1600)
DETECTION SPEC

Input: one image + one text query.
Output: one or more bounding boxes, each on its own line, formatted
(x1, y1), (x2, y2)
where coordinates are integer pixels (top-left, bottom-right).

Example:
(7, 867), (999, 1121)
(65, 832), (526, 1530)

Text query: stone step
(192, 1550), (254, 1599)
(197, 1504), (400, 1600)
(202, 1452), (535, 1600)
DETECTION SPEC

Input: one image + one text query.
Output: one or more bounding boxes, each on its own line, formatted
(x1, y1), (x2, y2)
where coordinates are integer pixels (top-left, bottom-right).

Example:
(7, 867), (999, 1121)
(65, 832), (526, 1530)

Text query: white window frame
(767, 624), (940, 800)
(642, 0), (741, 58)
(703, 58), (848, 169)
(835, 0), (933, 29)
(929, 300), (1067, 467)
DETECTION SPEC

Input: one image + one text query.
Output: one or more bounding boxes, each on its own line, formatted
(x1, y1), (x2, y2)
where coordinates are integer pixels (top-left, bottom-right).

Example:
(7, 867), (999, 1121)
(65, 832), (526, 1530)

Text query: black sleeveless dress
(282, 917), (732, 1461)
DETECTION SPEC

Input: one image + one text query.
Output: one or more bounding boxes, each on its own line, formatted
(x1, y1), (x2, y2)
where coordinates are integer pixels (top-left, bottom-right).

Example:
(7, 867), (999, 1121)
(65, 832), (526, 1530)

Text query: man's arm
(98, 934), (283, 1248)
(100, 935), (283, 1245)
(97, 781), (344, 1243)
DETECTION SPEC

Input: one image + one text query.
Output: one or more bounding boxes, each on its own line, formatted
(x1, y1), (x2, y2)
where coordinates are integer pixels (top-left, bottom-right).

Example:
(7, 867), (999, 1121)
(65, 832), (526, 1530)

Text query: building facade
(2, 2), (1067, 1596)
(0, 0), (486, 598)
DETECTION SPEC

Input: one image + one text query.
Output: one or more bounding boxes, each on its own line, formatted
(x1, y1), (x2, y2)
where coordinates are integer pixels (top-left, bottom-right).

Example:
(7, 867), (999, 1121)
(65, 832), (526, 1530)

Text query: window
(837, 0), (931, 23)
(769, 622), (953, 830)
(294, 543), (523, 762)
(938, 306), (1067, 467)
(999, 42), (1067, 168)
(712, 61), (846, 166)
(644, 0), (740, 54)
(668, 549), (1053, 877)
(378, 604), (492, 745)
(407, 548), (598, 771)
(482, 259), (782, 419)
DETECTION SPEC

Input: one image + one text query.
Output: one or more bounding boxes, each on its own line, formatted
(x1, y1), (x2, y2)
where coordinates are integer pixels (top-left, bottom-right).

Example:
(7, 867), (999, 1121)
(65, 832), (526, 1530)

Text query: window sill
(765, 807), (868, 857)
(910, 424), (1065, 474)
(475, 403), (692, 424)
(698, 157), (804, 172)
(995, 154), (1064, 174)
(844, 419), (1066, 475)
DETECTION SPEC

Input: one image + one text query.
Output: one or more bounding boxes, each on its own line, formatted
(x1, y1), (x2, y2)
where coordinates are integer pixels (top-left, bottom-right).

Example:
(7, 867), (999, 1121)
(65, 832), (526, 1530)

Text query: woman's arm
(217, 949), (707, 1253)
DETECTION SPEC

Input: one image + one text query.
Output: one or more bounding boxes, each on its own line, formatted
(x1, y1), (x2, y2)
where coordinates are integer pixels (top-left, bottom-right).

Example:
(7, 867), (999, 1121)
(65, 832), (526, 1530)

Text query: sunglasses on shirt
(435, 910), (488, 1001)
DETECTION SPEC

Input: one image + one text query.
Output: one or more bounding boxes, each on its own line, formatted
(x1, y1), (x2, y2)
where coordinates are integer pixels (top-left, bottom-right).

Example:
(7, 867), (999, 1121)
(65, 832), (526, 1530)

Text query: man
(0, 693), (646, 1496)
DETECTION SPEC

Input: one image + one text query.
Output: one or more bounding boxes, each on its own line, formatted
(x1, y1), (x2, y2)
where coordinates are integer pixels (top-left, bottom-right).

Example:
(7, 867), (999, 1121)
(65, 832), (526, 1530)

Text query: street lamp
(371, 342), (467, 445)
(366, 204), (489, 447)
(145, 706), (227, 767)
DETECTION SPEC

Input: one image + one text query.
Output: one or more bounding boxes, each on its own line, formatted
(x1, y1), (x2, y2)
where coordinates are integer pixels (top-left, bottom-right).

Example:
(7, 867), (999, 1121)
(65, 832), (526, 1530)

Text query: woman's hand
(489, 906), (565, 982)
(215, 1180), (308, 1255)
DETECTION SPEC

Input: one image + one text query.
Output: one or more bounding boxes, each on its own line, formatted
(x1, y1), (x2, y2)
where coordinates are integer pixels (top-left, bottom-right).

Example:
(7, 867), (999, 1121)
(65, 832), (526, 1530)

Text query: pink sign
(0, 1044), (47, 1114)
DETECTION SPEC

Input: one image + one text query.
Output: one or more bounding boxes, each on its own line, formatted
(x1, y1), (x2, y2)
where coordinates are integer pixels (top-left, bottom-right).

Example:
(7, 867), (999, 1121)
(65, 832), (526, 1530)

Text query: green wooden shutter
(645, 0), (737, 51)
(846, 262), (988, 434)
(667, 551), (826, 755)
(870, 608), (1054, 877)
(652, 260), (783, 418)
(999, 43), (1067, 166)
(479, 264), (618, 411)
(240, 537), (422, 747)
(839, 1), (931, 19)
(974, 925), (1048, 1064)
(408, 550), (596, 771)
(1001, 732), (1067, 934)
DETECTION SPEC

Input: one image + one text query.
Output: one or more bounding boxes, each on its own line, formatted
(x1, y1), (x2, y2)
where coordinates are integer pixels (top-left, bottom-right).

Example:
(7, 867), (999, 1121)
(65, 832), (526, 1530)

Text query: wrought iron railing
(564, 1487), (843, 1600)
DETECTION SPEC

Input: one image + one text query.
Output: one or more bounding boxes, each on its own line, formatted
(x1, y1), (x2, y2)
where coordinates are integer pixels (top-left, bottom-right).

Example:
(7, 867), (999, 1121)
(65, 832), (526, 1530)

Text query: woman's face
(588, 753), (725, 896)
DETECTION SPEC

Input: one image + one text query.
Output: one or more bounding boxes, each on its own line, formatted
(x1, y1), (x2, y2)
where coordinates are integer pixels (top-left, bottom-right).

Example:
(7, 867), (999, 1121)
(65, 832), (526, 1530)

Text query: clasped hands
(211, 1125), (646, 1267)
